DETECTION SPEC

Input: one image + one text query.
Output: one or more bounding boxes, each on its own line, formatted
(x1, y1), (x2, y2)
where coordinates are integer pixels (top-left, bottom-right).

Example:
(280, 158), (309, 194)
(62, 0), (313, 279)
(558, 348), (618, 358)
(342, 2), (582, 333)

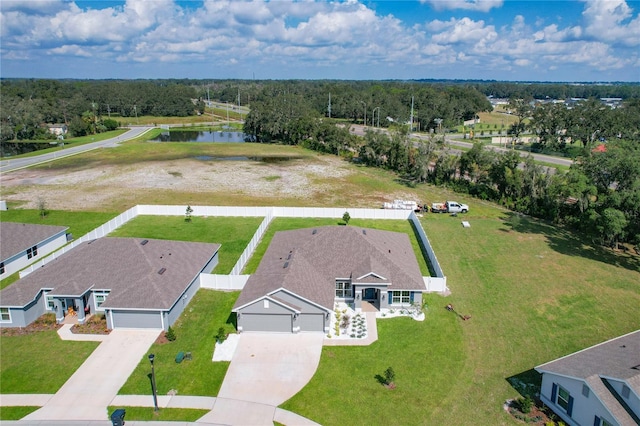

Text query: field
(0, 138), (638, 425)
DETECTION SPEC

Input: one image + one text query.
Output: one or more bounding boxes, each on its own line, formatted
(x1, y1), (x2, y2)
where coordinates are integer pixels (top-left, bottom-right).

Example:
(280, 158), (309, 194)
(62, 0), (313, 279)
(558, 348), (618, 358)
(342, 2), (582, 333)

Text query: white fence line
(409, 211), (446, 279)
(17, 205), (448, 294)
(19, 206), (139, 278)
(200, 274), (249, 290)
(231, 210), (274, 275)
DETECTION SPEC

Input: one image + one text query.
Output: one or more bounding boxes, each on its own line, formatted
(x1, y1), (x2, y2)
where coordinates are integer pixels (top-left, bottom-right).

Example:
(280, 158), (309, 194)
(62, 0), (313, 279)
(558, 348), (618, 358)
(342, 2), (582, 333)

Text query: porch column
(53, 299), (64, 324)
(76, 298), (86, 324)
(354, 289), (362, 309)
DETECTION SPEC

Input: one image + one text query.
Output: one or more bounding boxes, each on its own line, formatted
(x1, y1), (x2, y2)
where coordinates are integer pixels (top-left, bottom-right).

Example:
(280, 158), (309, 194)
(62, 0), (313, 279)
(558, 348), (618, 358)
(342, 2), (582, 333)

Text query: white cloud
(430, 18), (497, 45)
(581, 0), (640, 46)
(421, 0), (503, 12)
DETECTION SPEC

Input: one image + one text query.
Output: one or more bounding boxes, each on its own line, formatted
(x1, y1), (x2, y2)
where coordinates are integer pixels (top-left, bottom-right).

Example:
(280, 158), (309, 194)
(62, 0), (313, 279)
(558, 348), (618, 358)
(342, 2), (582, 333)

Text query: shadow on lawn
(502, 212), (640, 273)
(506, 368), (542, 399)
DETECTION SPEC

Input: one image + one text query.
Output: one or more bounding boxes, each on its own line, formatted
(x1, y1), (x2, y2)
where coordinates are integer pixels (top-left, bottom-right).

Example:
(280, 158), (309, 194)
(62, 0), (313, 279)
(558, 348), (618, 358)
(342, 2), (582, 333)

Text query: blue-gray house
(233, 226), (426, 333)
(0, 222), (69, 279)
(0, 237), (220, 330)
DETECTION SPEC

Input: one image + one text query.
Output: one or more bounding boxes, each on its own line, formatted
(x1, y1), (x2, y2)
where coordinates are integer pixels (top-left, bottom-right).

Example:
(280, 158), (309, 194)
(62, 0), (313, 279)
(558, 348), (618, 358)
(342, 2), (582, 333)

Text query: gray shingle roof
(234, 226), (425, 311)
(536, 330), (640, 425)
(0, 222), (68, 261)
(0, 237), (220, 310)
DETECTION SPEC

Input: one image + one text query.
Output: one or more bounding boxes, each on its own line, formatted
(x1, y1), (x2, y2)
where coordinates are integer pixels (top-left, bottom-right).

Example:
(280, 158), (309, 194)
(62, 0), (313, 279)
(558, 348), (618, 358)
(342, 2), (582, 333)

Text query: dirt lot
(0, 154), (416, 211)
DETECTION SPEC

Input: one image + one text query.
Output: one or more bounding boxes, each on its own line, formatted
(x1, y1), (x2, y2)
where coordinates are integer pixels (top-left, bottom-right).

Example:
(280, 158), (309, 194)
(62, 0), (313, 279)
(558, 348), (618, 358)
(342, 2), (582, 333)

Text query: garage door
(298, 313), (325, 332)
(111, 310), (163, 329)
(242, 313), (291, 332)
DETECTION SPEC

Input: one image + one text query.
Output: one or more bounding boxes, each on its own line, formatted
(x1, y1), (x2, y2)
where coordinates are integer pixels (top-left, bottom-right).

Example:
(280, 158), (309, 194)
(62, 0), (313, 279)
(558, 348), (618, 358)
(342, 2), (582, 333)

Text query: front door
(363, 288), (376, 300)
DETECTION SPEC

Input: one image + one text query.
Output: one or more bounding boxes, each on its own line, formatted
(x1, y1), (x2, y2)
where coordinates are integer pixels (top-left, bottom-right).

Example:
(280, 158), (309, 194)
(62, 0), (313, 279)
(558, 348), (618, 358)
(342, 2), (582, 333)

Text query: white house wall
(540, 372), (617, 426)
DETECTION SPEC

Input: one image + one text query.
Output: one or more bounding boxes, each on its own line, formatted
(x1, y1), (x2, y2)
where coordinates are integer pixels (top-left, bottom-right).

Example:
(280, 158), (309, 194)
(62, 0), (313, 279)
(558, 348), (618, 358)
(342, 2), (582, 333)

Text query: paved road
(349, 124), (574, 168)
(0, 126), (154, 174)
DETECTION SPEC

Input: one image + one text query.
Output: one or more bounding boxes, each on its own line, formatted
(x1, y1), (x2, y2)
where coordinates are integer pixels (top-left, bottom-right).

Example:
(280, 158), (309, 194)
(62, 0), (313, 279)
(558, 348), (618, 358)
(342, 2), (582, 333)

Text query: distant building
(47, 124), (67, 137)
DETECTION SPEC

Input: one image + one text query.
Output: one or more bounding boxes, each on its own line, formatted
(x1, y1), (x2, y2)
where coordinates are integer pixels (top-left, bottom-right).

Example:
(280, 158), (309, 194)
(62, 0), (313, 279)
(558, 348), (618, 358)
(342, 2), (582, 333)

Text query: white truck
(431, 201), (469, 214)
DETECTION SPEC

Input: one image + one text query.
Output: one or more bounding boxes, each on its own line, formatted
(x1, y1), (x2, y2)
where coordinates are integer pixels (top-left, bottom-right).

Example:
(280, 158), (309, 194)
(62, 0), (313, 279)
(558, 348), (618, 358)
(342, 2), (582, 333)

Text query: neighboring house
(233, 226), (426, 333)
(47, 124), (68, 137)
(535, 330), (640, 426)
(0, 237), (220, 330)
(0, 222), (70, 279)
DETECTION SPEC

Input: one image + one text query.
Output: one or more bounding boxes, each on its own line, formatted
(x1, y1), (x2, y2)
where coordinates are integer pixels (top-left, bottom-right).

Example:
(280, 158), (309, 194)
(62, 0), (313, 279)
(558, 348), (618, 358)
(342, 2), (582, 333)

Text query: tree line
(0, 79), (203, 141)
(244, 91), (640, 251)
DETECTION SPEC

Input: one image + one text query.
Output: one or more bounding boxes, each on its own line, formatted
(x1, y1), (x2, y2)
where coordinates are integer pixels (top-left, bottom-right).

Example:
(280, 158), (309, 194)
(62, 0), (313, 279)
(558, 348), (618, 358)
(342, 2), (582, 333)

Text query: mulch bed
(0, 313), (60, 336)
(71, 315), (111, 335)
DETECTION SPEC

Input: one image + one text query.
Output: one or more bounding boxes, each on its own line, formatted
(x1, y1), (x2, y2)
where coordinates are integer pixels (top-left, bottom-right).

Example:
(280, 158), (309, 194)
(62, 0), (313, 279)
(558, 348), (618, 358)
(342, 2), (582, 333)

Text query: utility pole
(328, 93), (331, 118)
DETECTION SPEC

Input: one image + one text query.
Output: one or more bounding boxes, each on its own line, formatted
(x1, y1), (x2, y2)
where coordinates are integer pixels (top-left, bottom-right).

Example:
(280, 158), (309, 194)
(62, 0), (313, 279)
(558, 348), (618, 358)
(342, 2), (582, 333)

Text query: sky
(1, 0), (639, 82)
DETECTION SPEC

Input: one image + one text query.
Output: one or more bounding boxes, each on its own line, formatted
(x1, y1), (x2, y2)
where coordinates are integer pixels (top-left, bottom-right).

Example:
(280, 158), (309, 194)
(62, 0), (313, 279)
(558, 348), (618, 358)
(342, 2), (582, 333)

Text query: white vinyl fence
(17, 205), (448, 294)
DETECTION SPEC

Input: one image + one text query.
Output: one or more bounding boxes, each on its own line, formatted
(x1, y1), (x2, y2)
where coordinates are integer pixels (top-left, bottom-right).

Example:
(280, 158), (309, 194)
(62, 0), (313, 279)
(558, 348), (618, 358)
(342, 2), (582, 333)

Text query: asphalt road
(349, 124), (574, 168)
(0, 126), (154, 174)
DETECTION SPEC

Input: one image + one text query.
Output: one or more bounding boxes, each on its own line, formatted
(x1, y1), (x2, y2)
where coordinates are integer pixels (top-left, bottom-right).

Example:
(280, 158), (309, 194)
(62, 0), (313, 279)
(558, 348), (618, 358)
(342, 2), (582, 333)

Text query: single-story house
(0, 237), (220, 330)
(233, 226), (426, 333)
(0, 222), (70, 279)
(535, 330), (640, 426)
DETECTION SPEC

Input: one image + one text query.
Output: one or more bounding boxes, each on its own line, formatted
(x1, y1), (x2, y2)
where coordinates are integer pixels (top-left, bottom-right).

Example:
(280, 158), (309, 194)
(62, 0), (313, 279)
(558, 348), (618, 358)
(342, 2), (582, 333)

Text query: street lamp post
(148, 353), (159, 411)
(360, 101), (367, 127)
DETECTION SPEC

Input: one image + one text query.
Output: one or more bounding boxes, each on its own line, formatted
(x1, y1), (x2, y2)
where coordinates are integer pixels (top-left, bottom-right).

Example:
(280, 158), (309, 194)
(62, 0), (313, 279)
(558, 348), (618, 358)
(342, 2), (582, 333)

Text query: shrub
(384, 367), (396, 385)
(165, 326), (176, 341)
(215, 327), (227, 343)
(519, 396), (533, 414)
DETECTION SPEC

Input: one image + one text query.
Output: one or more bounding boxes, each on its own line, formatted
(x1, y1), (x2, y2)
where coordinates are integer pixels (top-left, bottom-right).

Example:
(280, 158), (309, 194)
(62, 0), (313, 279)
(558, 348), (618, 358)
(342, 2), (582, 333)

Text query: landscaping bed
(0, 313), (60, 336)
(71, 314), (110, 335)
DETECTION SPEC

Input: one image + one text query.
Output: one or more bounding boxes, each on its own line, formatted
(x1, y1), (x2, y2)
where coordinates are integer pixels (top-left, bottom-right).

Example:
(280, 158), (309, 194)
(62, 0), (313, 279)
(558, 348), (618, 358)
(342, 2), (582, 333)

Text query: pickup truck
(431, 201), (469, 213)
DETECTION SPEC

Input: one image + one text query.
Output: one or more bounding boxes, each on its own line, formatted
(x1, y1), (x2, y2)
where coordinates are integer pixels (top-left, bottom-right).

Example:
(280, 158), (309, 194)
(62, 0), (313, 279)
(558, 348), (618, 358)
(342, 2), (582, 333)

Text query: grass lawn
(282, 212), (640, 425)
(0, 209), (119, 289)
(0, 129), (128, 160)
(242, 217), (430, 275)
(108, 215), (263, 274)
(106, 406), (209, 421)
(0, 331), (99, 393)
(0, 406), (40, 420)
(118, 289), (239, 396)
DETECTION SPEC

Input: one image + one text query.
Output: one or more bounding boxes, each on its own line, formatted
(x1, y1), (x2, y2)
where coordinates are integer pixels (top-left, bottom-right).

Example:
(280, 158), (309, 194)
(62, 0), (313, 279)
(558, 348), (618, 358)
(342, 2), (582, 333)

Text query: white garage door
(241, 313), (292, 332)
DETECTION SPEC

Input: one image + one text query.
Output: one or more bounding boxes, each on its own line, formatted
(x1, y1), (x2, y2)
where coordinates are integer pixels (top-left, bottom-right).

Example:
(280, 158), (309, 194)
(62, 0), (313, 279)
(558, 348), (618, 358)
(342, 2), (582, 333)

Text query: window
(557, 386), (570, 411)
(392, 291), (411, 304)
(94, 291), (109, 309)
(27, 245), (38, 259)
(335, 280), (352, 298)
(0, 308), (10, 322)
(45, 293), (55, 311)
(602, 419), (613, 426)
(0, 262), (4, 274)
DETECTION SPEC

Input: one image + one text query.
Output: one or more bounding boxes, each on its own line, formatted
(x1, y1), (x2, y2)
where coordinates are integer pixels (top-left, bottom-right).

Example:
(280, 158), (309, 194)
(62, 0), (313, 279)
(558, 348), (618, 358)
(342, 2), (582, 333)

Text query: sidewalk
(22, 329), (160, 421)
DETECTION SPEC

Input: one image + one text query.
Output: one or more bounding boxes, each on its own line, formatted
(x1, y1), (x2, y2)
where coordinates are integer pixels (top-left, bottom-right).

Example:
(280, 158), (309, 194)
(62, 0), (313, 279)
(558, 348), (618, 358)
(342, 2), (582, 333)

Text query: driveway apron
(197, 333), (323, 425)
(23, 329), (160, 421)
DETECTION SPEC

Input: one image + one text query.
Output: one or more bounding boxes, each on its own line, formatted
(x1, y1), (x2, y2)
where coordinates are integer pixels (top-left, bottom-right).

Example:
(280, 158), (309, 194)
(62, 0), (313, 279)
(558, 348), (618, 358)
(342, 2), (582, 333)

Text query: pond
(194, 155), (300, 163)
(150, 130), (252, 143)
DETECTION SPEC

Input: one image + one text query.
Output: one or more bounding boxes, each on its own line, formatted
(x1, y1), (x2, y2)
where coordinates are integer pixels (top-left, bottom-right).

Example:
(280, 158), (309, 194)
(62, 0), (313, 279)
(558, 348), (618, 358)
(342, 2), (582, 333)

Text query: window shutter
(551, 383), (558, 403)
(388, 291), (393, 302)
(593, 416), (601, 426)
(567, 396), (574, 416)
(410, 292), (414, 303)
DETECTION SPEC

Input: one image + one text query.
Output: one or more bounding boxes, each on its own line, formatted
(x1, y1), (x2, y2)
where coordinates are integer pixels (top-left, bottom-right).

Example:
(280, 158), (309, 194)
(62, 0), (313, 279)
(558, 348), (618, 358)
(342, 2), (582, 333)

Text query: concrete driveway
(23, 328), (160, 421)
(217, 333), (324, 406)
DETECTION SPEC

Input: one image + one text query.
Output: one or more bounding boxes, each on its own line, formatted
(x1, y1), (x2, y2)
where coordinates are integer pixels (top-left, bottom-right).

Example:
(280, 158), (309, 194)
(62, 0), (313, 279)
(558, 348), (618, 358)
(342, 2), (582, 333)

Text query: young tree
(342, 211), (351, 225)
(185, 205), (193, 222)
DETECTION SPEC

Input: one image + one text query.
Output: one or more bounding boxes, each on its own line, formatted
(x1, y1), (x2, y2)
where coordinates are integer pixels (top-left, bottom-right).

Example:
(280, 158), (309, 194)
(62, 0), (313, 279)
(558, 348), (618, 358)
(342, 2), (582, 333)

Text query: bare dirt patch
(1, 156), (361, 210)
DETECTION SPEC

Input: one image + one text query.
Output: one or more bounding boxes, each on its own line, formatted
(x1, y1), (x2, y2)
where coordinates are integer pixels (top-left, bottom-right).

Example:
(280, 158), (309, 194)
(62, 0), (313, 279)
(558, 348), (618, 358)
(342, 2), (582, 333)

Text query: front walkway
(22, 328), (160, 421)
